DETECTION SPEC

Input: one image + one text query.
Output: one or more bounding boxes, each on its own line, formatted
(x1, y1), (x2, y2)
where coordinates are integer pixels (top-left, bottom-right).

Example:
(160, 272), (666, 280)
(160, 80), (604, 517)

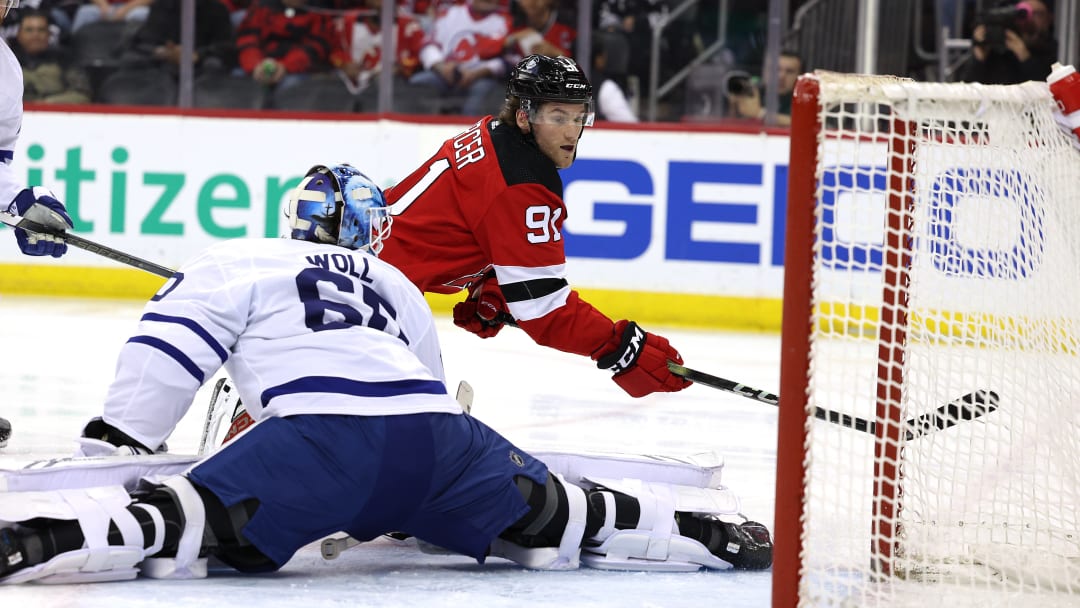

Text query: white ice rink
(0, 295), (781, 607)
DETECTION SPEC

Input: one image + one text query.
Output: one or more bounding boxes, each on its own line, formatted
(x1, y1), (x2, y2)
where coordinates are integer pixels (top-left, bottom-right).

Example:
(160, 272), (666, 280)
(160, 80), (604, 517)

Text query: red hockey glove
(453, 271), (512, 338)
(592, 320), (692, 398)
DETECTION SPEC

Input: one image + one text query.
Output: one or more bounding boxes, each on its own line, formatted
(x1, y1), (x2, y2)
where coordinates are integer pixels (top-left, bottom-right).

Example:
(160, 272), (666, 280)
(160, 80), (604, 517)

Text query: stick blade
(455, 380), (474, 415)
(904, 389), (999, 440)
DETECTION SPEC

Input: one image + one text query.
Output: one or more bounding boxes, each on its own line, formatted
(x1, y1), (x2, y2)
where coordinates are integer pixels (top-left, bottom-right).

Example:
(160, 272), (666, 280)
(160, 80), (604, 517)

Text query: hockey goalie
(0, 164), (771, 584)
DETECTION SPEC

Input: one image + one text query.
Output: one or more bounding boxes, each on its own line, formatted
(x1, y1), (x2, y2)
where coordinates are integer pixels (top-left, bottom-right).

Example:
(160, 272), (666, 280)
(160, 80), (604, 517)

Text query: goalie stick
(197, 378), (237, 457)
(667, 361), (999, 441)
(0, 210), (175, 278)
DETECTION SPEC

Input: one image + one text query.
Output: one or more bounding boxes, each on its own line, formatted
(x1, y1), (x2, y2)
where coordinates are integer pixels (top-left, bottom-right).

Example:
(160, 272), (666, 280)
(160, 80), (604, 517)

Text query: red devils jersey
(382, 117), (615, 358)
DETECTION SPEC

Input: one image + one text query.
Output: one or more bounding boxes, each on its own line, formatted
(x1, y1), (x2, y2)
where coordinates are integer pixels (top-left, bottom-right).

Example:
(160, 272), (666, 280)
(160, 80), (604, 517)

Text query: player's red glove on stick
(592, 320), (692, 398)
(453, 271), (511, 338)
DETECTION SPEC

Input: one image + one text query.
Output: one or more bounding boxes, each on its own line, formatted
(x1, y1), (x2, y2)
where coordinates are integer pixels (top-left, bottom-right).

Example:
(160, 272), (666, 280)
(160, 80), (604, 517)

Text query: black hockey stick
(1, 210), (175, 278)
(667, 361), (999, 441)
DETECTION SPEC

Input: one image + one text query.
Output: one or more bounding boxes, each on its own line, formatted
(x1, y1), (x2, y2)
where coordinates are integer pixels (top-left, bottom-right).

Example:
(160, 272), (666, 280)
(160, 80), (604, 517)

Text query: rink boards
(0, 108), (792, 330)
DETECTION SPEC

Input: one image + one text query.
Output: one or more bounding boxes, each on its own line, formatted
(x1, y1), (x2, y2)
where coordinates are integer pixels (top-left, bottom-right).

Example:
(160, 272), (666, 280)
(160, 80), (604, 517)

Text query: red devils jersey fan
(381, 55), (690, 399)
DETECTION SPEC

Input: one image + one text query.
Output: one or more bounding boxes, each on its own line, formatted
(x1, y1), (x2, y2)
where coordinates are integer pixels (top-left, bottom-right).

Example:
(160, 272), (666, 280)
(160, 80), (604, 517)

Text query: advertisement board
(0, 109), (793, 329)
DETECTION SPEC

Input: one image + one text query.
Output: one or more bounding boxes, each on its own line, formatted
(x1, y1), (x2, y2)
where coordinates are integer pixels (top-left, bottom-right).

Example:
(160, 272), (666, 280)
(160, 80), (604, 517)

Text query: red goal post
(774, 71), (1080, 607)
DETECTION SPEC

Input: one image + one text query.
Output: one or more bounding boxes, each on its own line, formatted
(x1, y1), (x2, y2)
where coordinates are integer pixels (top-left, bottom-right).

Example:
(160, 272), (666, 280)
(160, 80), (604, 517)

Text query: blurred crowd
(0, 0), (756, 122)
(1, 0), (1067, 124)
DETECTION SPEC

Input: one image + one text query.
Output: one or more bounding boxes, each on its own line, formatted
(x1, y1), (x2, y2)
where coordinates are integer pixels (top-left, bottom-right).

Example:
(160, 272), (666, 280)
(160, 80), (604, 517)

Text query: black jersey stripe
(500, 277), (569, 303)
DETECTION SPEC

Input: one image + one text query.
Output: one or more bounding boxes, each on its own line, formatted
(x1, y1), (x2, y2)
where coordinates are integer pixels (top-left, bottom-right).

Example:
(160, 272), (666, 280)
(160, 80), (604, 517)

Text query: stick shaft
(667, 361), (998, 440)
(1, 211), (175, 278)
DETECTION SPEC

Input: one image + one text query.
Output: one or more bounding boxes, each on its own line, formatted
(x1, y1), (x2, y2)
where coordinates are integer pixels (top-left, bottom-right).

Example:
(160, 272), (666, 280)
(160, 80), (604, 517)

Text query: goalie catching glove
(76, 417), (167, 457)
(453, 270), (512, 338)
(592, 320), (692, 398)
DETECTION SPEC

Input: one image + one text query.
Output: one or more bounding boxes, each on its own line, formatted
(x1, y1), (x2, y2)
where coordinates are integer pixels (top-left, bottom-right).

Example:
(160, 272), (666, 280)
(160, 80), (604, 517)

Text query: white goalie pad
(581, 476), (741, 517)
(1, 448), (727, 496)
(0, 486), (146, 584)
(531, 449), (724, 489)
(138, 476), (208, 580)
(0, 454), (199, 493)
(582, 531), (734, 572)
(578, 479), (737, 572)
(488, 473), (587, 570)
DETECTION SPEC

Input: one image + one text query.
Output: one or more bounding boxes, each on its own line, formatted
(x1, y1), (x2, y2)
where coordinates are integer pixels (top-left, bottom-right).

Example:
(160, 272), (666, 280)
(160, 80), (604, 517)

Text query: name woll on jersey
(100, 238), (462, 452)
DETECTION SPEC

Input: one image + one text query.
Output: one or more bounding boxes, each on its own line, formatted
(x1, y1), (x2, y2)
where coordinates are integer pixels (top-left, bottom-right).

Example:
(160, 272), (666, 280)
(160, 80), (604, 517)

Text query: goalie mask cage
(774, 71), (1080, 607)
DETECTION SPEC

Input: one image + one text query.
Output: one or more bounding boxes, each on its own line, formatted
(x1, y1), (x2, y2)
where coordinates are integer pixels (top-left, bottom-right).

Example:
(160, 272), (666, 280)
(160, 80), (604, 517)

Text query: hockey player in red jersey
(380, 54), (690, 399)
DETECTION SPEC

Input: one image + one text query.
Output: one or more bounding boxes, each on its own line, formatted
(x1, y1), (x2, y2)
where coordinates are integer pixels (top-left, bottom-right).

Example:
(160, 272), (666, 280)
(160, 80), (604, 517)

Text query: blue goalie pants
(187, 412), (549, 567)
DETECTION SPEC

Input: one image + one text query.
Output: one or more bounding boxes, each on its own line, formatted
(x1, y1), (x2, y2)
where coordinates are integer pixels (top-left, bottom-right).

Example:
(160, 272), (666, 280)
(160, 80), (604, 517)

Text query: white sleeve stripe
(492, 263), (566, 284)
(506, 285), (570, 321)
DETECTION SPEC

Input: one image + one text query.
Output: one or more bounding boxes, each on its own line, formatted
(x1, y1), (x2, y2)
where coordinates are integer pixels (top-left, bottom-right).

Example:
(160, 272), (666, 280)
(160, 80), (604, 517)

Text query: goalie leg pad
(531, 449), (725, 490)
(0, 486), (149, 584)
(579, 479), (736, 572)
(489, 473), (586, 570)
(138, 475), (208, 579)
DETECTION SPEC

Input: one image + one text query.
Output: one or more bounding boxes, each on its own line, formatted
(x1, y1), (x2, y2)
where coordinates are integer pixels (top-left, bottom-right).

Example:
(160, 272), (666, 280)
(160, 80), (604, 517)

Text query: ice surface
(0, 295), (780, 607)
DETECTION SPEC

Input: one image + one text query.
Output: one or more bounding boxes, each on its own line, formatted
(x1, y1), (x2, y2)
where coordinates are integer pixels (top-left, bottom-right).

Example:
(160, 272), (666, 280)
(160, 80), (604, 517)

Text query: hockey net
(774, 71), (1080, 607)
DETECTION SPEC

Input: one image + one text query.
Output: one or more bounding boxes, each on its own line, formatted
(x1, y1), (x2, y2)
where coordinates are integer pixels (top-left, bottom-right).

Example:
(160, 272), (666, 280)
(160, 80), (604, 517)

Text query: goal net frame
(773, 71), (1080, 607)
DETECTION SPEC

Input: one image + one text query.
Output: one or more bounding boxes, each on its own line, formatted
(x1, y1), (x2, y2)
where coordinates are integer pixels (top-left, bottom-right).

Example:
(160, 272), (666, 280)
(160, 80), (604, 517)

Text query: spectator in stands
(1, 1), (74, 39)
(591, 32), (636, 122)
(70, 0), (152, 33)
(236, 0), (336, 96)
(329, 0), (427, 111)
(594, 0), (695, 115)
(594, 0), (634, 39)
(727, 49), (802, 126)
(10, 9), (91, 104)
(502, 0), (575, 63)
(959, 0), (1056, 85)
(93, 0), (234, 105)
(408, 0), (510, 116)
(219, 0), (250, 29)
(120, 0), (235, 77)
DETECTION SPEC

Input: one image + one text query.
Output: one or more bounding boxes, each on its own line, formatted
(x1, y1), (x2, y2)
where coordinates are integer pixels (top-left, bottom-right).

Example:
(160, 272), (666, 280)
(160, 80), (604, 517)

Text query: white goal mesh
(776, 71), (1080, 607)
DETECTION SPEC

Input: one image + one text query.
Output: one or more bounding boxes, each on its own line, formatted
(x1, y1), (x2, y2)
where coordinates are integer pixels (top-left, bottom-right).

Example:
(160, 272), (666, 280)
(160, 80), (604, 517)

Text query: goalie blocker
(0, 447), (771, 583)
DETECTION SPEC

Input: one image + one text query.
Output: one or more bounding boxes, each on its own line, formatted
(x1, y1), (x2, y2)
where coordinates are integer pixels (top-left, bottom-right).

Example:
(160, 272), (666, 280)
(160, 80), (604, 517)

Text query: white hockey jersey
(101, 238), (462, 451)
(418, 4), (509, 75)
(0, 37), (24, 207)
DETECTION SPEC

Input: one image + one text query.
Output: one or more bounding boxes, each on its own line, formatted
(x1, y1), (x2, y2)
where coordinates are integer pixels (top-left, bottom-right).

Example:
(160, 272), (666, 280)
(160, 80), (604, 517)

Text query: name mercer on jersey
(452, 121), (486, 170)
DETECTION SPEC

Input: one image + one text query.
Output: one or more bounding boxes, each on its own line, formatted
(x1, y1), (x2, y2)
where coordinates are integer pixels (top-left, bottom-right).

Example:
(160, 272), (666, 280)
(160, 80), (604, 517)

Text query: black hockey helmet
(507, 55), (594, 115)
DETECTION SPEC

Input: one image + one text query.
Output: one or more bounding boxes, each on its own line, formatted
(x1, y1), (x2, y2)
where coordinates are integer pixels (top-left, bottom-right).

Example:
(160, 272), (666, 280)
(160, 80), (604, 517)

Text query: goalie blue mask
(286, 164), (391, 254)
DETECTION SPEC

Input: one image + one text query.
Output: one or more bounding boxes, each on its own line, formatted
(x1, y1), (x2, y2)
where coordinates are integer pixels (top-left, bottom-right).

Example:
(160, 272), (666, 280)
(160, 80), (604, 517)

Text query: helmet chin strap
(517, 107), (540, 151)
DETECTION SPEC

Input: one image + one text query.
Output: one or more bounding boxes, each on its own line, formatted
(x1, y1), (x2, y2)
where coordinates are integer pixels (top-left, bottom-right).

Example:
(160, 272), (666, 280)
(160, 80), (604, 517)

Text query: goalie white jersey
(101, 238), (461, 451)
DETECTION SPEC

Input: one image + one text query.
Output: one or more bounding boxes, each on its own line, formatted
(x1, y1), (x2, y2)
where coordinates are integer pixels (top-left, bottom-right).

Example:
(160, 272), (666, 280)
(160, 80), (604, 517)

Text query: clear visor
(524, 104), (595, 127)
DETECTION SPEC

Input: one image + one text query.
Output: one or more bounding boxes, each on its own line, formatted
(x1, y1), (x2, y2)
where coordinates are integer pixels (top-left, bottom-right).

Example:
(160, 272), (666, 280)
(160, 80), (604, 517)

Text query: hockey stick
(0, 210), (175, 278)
(667, 361), (999, 441)
(197, 378), (238, 457)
